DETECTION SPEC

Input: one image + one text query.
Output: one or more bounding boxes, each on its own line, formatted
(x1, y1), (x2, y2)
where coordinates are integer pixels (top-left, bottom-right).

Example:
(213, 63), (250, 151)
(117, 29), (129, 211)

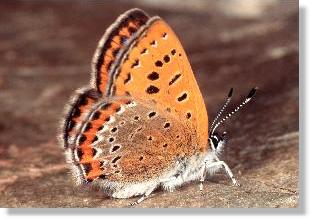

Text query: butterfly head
(208, 131), (227, 154)
(208, 87), (257, 154)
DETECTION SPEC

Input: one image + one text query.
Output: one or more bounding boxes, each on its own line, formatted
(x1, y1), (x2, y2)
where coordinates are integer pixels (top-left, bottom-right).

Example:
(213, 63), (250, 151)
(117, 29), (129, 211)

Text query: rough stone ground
(0, 0), (298, 208)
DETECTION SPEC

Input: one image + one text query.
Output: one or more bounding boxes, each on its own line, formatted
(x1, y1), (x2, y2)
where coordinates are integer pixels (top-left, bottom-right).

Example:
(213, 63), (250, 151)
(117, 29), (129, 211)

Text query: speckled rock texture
(0, 0), (298, 208)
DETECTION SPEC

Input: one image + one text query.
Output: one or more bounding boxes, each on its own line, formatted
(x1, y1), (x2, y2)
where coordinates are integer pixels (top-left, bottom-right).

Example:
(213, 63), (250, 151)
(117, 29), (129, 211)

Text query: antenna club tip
(228, 88), (234, 98)
(247, 87), (258, 99)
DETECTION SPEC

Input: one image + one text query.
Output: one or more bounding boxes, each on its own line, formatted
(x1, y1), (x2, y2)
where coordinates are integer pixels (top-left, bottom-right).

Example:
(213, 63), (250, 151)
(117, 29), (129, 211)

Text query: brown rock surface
(0, 0), (298, 208)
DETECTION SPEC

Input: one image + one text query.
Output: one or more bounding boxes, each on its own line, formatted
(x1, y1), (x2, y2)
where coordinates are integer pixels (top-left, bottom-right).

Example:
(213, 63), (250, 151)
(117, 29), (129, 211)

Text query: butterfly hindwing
(90, 98), (197, 182)
(64, 95), (133, 182)
(61, 88), (100, 149)
(66, 97), (197, 184)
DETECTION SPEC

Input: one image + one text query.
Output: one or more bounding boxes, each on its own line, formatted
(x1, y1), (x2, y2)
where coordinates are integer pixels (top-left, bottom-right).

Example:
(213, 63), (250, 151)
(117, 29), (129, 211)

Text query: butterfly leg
(199, 177), (205, 196)
(199, 166), (206, 195)
(129, 195), (148, 207)
(206, 161), (240, 187)
(129, 186), (156, 206)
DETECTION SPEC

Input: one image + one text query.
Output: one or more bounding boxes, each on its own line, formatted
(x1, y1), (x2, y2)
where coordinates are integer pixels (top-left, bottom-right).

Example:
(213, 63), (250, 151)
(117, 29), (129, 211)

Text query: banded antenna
(210, 88), (233, 132)
(211, 87), (257, 135)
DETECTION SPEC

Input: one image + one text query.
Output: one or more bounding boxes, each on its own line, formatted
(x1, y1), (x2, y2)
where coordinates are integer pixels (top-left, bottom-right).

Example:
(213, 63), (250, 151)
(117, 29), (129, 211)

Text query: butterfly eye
(210, 136), (219, 149)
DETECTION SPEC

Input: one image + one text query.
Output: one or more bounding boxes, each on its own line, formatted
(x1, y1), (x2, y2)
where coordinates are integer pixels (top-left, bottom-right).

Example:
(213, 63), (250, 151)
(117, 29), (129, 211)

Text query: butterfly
(60, 8), (256, 206)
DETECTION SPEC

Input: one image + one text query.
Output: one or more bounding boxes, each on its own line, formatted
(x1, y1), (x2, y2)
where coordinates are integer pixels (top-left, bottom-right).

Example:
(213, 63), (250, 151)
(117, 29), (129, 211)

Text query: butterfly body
(61, 8), (256, 204)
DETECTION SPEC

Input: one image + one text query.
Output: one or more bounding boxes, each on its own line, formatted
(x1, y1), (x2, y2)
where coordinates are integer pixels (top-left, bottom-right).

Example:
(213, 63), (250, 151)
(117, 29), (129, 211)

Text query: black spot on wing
(169, 74), (181, 86)
(177, 93), (188, 102)
(146, 85), (160, 94)
(147, 72), (159, 80)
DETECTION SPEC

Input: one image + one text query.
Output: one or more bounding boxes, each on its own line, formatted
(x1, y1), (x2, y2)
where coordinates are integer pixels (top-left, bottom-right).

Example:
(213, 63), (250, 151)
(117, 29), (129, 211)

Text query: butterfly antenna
(211, 87), (257, 135)
(210, 88), (234, 132)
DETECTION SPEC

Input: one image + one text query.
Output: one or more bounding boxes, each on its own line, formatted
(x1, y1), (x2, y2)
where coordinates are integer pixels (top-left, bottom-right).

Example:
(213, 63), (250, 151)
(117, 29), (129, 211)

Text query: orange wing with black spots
(91, 8), (149, 95)
(61, 88), (100, 149)
(94, 13), (208, 149)
(74, 98), (132, 182)
(64, 94), (133, 182)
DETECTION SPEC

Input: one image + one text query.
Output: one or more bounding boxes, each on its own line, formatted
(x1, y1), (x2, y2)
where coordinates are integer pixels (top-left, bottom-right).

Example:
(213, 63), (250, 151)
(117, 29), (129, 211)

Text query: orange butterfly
(60, 8), (256, 206)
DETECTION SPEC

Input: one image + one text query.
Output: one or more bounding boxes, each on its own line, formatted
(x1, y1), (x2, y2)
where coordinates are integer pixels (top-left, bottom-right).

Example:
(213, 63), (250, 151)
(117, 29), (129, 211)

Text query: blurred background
(0, 0), (298, 208)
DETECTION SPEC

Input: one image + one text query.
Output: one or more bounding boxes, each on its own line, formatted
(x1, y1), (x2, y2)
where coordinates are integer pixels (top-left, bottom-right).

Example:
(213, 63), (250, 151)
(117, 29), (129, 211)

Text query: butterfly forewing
(93, 10), (208, 151)
(92, 9), (149, 95)
(112, 21), (208, 148)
